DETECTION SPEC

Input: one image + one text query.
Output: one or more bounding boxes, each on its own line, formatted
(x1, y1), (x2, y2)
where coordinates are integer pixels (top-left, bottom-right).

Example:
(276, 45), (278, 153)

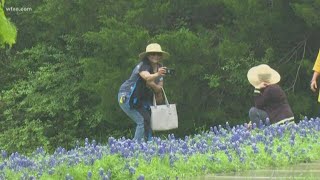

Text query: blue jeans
(118, 92), (152, 141)
(249, 107), (269, 126)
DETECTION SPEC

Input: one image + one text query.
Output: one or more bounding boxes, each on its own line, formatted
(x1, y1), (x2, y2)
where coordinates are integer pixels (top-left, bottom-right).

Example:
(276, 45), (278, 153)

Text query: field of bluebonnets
(1, 117), (320, 180)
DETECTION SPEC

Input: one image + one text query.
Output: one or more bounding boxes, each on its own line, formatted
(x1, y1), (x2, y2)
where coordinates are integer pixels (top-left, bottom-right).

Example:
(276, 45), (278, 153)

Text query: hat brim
(139, 51), (170, 60)
(247, 66), (281, 88)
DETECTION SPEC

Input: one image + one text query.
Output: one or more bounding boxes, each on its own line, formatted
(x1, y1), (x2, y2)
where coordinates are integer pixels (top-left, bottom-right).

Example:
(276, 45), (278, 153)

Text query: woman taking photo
(118, 43), (169, 142)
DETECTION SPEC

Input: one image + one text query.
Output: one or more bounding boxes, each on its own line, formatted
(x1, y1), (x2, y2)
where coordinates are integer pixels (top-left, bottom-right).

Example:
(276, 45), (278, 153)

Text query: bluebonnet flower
(255, 134), (264, 142)
(134, 160), (139, 167)
(230, 133), (241, 143)
(99, 167), (104, 177)
(265, 118), (270, 126)
(213, 126), (219, 135)
(220, 129), (227, 136)
(258, 119), (264, 129)
(252, 123), (257, 129)
(87, 171), (92, 179)
(290, 133), (295, 140)
(218, 144), (227, 151)
(290, 139), (295, 146)
(0, 163), (5, 171)
(184, 136), (189, 142)
(252, 143), (259, 154)
(92, 140), (97, 147)
(240, 156), (245, 163)
(35, 147), (45, 156)
(235, 148), (241, 156)
(129, 166), (136, 175)
(107, 169), (112, 178)
(75, 140), (80, 148)
(212, 136), (220, 143)
(207, 155), (214, 161)
(300, 129), (307, 137)
(227, 155), (232, 162)
(284, 151), (290, 158)
(65, 173), (73, 180)
(108, 137), (115, 146)
(277, 146), (282, 153)
(226, 122), (231, 131)
(169, 153), (177, 166)
(85, 138), (89, 147)
(124, 162), (130, 170)
(137, 175), (145, 180)
(102, 175), (110, 180)
(1, 150), (7, 159)
(48, 168), (55, 175)
(20, 173), (28, 179)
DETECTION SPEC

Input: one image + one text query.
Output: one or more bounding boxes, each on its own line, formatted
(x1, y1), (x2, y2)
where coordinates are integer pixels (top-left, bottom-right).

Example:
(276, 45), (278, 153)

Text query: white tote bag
(150, 88), (178, 131)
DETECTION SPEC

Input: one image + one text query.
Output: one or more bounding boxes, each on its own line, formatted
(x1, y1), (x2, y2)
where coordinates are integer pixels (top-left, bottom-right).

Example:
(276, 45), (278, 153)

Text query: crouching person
(247, 64), (294, 126)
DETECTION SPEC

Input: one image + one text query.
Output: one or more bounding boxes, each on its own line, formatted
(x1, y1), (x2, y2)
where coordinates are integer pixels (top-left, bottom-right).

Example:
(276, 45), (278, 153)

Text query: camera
(165, 68), (175, 75)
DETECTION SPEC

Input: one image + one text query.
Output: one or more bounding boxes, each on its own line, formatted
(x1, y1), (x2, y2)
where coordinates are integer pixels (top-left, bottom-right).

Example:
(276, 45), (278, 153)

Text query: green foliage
(287, 91), (317, 119)
(0, 0), (16, 47)
(0, 45), (100, 151)
(291, 0), (320, 28)
(0, 120), (49, 154)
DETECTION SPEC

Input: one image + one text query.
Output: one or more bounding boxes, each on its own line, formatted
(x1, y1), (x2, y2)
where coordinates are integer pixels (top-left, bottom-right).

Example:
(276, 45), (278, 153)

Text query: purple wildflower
(129, 166), (135, 175)
(137, 175), (145, 180)
(102, 175), (110, 180)
(99, 167), (104, 177)
(1, 150), (7, 159)
(65, 173), (73, 180)
(277, 146), (282, 153)
(87, 171), (92, 179)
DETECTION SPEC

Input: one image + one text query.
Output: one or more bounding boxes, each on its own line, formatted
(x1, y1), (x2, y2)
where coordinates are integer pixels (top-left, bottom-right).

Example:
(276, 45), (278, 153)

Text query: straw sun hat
(139, 43), (170, 59)
(247, 64), (281, 88)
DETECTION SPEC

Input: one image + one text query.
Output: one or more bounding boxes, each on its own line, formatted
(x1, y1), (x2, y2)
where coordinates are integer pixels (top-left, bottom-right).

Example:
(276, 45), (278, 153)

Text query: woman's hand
(157, 67), (167, 76)
(311, 72), (320, 92)
(154, 86), (163, 93)
(155, 91), (164, 104)
(146, 81), (162, 93)
(140, 68), (165, 82)
(311, 80), (318, 92)
(256, 82), (269, 89)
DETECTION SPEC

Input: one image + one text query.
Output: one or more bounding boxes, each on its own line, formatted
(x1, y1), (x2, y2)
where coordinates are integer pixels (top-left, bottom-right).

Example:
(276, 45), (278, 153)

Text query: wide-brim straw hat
(247, 64), (281, 88)
(139, 43), (170, 59)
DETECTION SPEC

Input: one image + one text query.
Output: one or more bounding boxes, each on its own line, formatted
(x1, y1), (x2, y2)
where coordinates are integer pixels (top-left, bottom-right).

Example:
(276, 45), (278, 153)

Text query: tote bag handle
(153, 87), (169, 107)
